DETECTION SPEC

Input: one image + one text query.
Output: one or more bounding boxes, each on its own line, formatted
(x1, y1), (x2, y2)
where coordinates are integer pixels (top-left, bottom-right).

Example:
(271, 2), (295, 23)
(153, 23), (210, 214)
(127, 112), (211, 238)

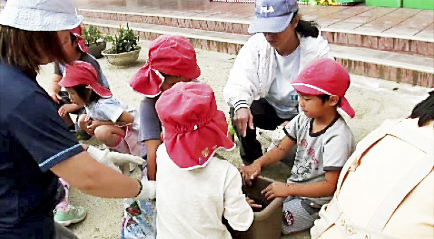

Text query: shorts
(282, 197), (321, 234)
(110, 125), (142, 156)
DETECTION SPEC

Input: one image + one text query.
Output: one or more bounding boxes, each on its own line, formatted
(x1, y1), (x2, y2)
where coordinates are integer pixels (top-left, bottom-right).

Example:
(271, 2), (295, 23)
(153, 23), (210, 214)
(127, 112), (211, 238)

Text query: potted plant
(82, 25), (107, 58)
(102, 23), (141, 66)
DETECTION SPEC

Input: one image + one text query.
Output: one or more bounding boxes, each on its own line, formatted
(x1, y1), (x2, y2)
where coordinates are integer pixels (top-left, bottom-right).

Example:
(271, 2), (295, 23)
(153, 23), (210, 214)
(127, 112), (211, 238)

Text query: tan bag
(311, 118), (433, 239)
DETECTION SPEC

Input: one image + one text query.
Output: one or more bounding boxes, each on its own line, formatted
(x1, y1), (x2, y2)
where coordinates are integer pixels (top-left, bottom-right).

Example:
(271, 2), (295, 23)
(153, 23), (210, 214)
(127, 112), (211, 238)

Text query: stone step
(85, 17), (433, 88)
(79, 8), (434, 58)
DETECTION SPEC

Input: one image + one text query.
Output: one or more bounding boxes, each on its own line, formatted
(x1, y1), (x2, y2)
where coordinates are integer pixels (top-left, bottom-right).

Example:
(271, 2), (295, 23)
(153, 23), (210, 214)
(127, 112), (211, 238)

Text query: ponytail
(291, 11), (320, 38)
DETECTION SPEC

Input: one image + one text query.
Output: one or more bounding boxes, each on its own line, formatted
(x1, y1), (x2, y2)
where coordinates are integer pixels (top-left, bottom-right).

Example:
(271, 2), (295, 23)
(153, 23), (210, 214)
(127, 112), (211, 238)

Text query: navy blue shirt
(0, 63), (84, 239)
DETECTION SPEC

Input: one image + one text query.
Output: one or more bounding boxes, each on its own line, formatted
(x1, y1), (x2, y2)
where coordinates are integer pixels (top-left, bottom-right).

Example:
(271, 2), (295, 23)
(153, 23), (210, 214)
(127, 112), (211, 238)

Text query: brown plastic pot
(228, 176), (284, 239)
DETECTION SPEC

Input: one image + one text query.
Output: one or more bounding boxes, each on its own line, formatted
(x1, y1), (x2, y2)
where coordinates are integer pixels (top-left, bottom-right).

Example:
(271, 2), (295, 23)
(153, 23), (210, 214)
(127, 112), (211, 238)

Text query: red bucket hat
(129, 35), (201, 97)
(58, 61), (112, 98)
(155, 82), (235, 169)
(291, 58), (355, 118)
(69, 26), (88, 53)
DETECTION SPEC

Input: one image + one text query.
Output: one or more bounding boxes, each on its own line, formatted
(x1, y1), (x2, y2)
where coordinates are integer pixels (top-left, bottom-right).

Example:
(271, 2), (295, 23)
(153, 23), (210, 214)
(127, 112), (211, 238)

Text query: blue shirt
(0, 63), (83, 238)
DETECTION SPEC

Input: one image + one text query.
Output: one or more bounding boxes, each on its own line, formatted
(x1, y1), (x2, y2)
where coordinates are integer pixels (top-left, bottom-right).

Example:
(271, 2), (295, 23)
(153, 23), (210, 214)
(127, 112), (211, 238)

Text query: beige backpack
(311, 118), (433, 239)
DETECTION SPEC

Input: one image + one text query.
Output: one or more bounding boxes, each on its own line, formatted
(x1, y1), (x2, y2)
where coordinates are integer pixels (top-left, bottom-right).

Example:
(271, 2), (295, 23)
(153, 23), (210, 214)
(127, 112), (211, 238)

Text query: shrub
(82, 25), (104, 46)
(105, 23), (139, 54)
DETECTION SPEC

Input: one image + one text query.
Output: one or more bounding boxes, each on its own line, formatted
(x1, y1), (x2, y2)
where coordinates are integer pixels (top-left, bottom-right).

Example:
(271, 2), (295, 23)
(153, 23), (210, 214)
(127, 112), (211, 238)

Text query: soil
(36, 39), (429, 239)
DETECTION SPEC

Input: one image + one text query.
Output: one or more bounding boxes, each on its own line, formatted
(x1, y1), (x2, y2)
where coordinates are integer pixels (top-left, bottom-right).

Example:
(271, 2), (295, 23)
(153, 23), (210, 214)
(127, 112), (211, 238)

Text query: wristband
(135, 179), (143, 198)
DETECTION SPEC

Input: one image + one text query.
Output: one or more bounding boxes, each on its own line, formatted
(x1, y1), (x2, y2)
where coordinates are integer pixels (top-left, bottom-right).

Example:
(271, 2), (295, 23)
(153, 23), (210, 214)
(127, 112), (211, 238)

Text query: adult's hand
(87, 146), (146, 173)
(135, 177), (156, 200)
(48, 91), (61, 104)
(233, 107), (254, 137)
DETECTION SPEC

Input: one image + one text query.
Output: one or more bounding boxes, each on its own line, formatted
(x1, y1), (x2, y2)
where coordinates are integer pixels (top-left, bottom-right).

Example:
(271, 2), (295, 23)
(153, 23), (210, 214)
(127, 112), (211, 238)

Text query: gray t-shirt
(138, 97), (162, 157)
(284, 113), (355, 205)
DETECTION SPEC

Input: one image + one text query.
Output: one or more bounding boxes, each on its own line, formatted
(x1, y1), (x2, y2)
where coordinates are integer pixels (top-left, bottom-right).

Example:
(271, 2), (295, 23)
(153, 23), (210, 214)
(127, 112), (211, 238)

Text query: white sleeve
(223, 165), (254, 231)
(316, 35), (334, 59)
(223, 35), (262, 111)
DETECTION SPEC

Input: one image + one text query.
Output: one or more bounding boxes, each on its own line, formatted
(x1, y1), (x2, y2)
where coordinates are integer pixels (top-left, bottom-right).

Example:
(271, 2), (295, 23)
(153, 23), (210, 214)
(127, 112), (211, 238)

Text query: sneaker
(54, 205), (87, 226)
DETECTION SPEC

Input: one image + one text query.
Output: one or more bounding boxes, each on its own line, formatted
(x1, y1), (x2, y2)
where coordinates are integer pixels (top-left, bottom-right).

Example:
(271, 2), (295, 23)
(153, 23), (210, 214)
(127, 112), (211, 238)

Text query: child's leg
(55, 178), (70, 211)
(281, 197), (320, 234)
(94, 125), (130, 153)
(54, 179), (87, 227)
(94, 125), (125, 145)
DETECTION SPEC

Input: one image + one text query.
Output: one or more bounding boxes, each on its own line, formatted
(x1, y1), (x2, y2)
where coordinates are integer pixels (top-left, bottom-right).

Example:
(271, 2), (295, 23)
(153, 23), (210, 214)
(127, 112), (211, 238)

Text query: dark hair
(72, 85), (101, 105)
(69, 32), (81, 52)
(317, 94), (342, 105)
(0, 25), (68, 76)
(409, 91), (434, 127)
(291, 11), (319, 38)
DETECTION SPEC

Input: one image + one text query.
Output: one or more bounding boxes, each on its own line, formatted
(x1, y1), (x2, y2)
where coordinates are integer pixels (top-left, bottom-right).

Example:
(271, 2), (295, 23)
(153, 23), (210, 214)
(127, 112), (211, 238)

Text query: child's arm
(261, 170), (340, 200)
(241, 136), (295, 185)
(144, 139), (161, 181)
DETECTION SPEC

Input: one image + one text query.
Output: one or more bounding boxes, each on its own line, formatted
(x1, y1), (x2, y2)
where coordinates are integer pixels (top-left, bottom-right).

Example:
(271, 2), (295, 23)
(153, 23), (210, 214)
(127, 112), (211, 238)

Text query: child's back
(156, 145), (252, 239)
(155, 82), (254, 239)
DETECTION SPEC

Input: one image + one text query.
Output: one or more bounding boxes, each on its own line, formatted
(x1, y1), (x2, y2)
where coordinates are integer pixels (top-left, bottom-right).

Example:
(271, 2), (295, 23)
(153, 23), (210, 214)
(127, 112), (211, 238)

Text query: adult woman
(0, 0), (154, 238)
(223, 0), (333, 163)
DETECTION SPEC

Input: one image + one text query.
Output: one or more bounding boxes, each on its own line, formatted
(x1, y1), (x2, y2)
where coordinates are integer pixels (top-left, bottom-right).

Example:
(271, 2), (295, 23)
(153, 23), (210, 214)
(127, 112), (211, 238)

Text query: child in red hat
(129, 35), (201, 181)
(155, 81), (255, 239)
(241, 58), (356, 234)
(59, 61), (141, 157)
(47, 30), (108, 138)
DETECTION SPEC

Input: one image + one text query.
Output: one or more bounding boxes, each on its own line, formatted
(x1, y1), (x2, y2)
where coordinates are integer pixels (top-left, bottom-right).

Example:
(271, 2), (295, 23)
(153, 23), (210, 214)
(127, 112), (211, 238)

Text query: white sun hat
(0, 0), (83, 31)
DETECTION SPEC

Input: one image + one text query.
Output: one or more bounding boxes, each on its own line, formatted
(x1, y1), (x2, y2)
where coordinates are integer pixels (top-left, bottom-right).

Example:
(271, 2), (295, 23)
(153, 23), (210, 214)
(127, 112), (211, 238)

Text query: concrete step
(84, 18), (249, 55)
(79, 8), (434, 58)
(85, 17), (433, 87)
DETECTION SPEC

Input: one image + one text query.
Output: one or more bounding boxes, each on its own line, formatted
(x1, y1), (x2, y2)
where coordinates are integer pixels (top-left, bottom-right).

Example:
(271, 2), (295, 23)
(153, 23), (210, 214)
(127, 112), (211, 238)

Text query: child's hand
(261, 182), (289, 200)
(240, 162), (261, 186)
(246, 196), (262, 210)
(58, 104), (77, 117)
(86, 120), (99, 134)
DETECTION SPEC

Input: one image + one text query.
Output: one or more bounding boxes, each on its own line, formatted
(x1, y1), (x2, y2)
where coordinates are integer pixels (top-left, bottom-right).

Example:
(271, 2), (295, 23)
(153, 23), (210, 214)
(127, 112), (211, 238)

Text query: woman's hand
(48, 91), (61, 104)
(233, 107), (254, 137)
(240, 161), (261, 186)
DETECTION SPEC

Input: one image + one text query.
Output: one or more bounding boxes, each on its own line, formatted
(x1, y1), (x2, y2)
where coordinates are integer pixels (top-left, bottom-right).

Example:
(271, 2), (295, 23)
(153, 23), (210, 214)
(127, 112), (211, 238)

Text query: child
(154, 82), (255, 239)
(129, 35), (201, 181)
(241, 58), (356, 234)
(58, 61), (141, 157)
(48, 31), (110, 137)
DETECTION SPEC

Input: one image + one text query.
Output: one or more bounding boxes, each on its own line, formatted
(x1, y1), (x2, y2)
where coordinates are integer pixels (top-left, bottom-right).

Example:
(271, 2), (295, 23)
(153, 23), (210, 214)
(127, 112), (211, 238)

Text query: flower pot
(102, 47), (141, 66)
(225, 176), (285, 239)
(87, 42), (107, 59)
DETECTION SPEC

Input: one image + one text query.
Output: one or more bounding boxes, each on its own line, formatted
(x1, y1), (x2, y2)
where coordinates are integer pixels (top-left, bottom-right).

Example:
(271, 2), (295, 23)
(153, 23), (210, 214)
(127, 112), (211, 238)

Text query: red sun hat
(69, 26), (88, 53)
(155, 82), (235, 169)
(129, 35), (201, 98)
(291, 58), (355, 118)
(58, 61), (112, 98)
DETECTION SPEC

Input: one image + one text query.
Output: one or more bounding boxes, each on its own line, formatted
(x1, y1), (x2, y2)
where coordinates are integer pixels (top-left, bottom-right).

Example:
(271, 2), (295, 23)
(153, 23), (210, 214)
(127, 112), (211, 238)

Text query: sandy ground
(36, 40), (429, 239)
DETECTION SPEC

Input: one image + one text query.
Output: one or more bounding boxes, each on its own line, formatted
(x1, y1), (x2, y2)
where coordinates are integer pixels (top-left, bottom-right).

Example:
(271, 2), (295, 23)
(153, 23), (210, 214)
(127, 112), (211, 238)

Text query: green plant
(82, 25), (105, 46)
(105, 23), (139, 54)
